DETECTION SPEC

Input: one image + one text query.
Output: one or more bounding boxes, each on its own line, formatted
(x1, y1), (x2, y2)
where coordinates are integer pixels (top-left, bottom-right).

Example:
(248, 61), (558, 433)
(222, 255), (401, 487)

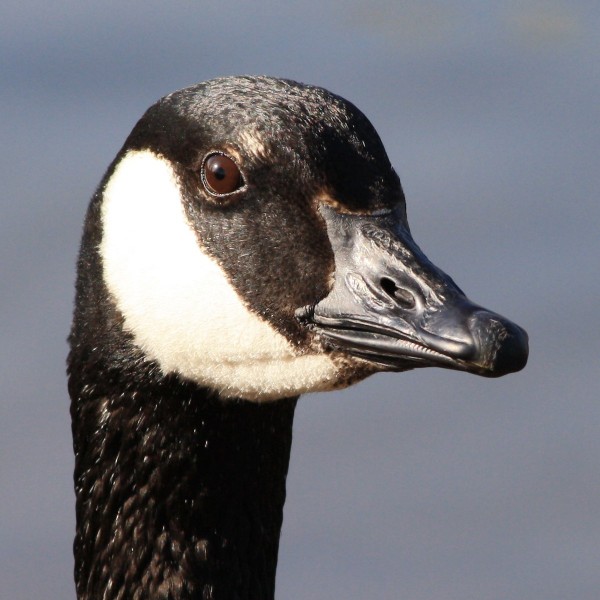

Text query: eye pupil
(202, 153), (243, 195)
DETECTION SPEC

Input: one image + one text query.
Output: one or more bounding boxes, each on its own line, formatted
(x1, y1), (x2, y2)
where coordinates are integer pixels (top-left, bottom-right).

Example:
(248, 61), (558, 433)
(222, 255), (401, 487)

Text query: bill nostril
(380, 277), (416, 309)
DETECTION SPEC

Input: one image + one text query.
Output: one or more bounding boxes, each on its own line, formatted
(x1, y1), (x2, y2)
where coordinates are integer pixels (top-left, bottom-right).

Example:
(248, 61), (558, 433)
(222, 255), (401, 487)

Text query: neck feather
(69, 360), (297, 600)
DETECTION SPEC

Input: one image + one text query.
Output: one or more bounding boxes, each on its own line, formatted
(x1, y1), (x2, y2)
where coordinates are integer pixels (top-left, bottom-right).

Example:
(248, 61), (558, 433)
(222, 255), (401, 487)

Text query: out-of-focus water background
(2, 2), (599, 598)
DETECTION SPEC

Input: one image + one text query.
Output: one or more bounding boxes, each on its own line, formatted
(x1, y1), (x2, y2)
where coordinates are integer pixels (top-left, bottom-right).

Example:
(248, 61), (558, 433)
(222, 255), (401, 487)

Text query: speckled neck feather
(70, 365), (297, 600)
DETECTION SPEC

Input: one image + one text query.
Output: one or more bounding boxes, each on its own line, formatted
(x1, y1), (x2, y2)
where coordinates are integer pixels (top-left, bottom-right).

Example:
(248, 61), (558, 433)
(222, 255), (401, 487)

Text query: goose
(68, 75), (528, 600)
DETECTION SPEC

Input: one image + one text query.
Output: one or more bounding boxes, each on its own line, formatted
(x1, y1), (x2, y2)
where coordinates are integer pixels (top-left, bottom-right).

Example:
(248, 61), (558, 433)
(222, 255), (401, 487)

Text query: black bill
(298, 205), (528, 377)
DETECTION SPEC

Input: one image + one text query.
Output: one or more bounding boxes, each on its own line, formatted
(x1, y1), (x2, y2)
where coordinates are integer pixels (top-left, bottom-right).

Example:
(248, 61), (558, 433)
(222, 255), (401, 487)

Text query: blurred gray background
(2, 1), (599, 599)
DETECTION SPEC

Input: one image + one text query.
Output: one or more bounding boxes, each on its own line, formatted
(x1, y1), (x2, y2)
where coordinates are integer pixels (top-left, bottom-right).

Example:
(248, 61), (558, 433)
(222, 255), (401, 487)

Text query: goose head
(80, 75), (528, 404)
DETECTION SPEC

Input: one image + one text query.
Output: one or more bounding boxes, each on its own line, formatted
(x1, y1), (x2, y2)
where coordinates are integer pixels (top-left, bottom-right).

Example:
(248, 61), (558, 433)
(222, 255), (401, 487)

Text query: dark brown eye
(201, 153), (244, 196)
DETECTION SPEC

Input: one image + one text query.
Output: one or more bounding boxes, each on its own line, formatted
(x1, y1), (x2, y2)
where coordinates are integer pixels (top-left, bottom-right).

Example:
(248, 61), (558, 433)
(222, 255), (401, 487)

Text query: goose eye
(201, 153), (244, 196)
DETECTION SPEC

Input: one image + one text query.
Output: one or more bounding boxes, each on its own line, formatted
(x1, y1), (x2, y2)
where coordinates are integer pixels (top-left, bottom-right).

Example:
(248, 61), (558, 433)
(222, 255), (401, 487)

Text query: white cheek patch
(100, 150), (341, 401)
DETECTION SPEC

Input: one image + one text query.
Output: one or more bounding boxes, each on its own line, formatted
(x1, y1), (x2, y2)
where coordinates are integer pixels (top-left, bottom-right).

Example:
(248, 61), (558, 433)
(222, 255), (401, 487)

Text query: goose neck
(71, 376), (297, 600)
